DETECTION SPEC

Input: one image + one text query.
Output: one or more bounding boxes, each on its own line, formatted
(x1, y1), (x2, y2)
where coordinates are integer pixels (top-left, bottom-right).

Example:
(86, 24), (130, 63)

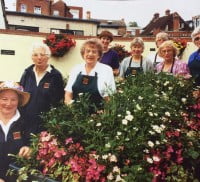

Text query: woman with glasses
(20, 42), (64, 134)
(155, 40), (190, 77)
(188, 26), (200, 86)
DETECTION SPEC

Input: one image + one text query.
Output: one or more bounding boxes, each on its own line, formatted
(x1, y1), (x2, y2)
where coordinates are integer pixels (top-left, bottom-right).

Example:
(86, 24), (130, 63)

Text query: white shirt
(147, 52), (164, 65)
(33, 64), (52, 86)
(0, 110), (20, 141)
(65, 62), (116, 97)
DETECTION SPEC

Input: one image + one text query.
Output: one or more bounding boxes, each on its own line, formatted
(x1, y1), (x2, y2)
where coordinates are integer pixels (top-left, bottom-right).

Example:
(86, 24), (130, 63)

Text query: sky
(4, 0), (200, 27)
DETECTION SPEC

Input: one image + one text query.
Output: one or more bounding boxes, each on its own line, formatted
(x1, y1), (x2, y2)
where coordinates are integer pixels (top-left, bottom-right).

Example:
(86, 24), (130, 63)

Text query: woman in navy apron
(155, 40), (190, 77)
(188, 26), (200, 87)
(119, 37), (153, 78)
(64, 38), (116, 112)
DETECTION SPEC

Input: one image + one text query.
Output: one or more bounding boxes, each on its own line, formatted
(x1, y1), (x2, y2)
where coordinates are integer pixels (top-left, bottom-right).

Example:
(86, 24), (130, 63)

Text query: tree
(128, 21), (138, 27)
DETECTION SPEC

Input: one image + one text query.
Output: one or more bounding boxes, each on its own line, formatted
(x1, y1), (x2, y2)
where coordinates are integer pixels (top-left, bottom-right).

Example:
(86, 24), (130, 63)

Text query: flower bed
(13, 72), (200, 181)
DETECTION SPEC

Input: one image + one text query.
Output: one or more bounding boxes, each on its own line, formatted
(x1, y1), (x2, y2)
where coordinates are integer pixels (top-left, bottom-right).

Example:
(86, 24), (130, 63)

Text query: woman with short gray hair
(20, 42), (64, 134)
(119, 37), (153, 78)
(188, 26), (200, 86)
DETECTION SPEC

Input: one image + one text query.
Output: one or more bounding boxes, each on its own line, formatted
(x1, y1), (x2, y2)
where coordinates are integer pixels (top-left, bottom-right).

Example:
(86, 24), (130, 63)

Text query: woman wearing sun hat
(0, 81), (31, 182)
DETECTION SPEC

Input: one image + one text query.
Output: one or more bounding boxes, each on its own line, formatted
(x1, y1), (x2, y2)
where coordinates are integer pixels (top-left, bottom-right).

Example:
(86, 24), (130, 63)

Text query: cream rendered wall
(0, 33), (197, 82)
(7, 15), (98, 36)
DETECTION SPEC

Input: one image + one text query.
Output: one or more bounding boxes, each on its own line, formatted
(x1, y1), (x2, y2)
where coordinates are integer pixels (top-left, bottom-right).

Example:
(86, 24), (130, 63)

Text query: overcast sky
(5, 0), (200, 27)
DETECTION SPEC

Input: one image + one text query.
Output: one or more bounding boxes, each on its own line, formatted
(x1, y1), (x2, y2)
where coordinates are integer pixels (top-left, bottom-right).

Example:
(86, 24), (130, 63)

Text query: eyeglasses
(32, 53), (48, 57)
(161, 49), (173, 54)
(194, 37), (200, 42)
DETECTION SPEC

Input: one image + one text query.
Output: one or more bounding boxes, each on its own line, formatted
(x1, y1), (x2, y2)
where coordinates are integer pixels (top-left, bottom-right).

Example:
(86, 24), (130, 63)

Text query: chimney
(86, 11), (91, 19)
(154, 13), (159, 19)
(173, 13), (180, 31)
(165, 9), (170, 16)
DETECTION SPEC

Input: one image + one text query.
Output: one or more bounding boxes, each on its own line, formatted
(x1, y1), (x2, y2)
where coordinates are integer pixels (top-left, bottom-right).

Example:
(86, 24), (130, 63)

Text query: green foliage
(15, 72), (200, 181)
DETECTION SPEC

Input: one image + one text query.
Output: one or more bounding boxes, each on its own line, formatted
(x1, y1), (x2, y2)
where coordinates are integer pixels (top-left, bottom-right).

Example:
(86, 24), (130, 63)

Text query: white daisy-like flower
(126, 111), (131, 115)
(109, 154), (117, 162)
(138, 96), (143, 100)
(181, 98), (187, 103)
(125, 114), (134, 121)
(168, 87), (173, 90)
(117, 114), (122, 117)
(96, 122), (102, 127)
(149, 130), (155, 135)
(160, 124), (166, 129)
(136, 104), (141, 111)
(153, 155), (160, 162)
(155, 140), (160, 145)
(122, 119), (128, 125)
(117, 131), (122, 136)
(78, 93), (83, 96)
(113, 166), (120, 173)
(154, 113), (158, 117)
(148, 112), (154, 117)
(143, 149), (149, 153)
(133, 127), (138, 131)
(164, 81), (169, 86)
(102, 154), (108, 160)
(148, 141), (154, 148)
(107, 173), (114, 180)
(165, 112), (171, 117)
(146, 157), (153, 164)
(105, 143), (111, 148)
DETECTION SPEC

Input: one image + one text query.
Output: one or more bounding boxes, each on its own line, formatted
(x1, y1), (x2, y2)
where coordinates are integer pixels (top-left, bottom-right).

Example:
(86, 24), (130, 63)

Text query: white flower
(133, 127), (138, 131)
(107, 173), (114, 180)
(96, 122), (102, 127)
(149, 130), (155, 135)
(136, 104), (141, 111)
(154, 113), (158, 117)
(125, 138), (130, 141)
(109, 154), (117, 162)
(153, 155), (160, 162)
(181, 98), (187, 103)
(117, 114), (122, 117)
(155, 140), (160, 145)
(102, 154), (108, 160)
(78, 93), (83, 96)
(143, 149), (149, 153)
(146, 157), (153, 164)
(122, 119), (128, 125)
(126, 111), (131, 115)
(105, 143), (111, 148)
(168, 87), (173, 90)
(164, 81), (169, 86)
(138, 96), (143, 100)
(113, 166), (120, 173)
(117, 131), (122, 136)
(125, 114), (134, 121)
(154, 94), (159, 97)
(148, 112), (154, 117)
(88, 119), (94, 123)
(148, 141), (154, 148)
(165, 112), (171, 117)
(115, 175), (124, 182)
(160, 124), (166, 129)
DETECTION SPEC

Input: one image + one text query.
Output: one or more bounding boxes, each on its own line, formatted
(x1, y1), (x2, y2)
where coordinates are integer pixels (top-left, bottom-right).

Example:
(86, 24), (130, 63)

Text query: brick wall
(16, 0), (50, 15)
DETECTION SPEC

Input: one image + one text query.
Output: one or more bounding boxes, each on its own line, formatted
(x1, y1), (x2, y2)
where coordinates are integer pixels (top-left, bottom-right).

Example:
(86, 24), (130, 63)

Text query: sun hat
(0, 81), (30, 106)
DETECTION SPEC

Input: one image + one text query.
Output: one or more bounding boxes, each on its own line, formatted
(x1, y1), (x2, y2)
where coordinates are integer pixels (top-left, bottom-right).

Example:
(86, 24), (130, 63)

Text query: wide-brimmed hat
(0, 81), (30, 106)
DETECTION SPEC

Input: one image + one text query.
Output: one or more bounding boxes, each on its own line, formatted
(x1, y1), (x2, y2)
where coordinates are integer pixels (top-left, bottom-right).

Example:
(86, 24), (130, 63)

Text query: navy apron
(188, 51), (200, 86)
(153, 53), (159, 67)
(124, 57), (143, 78)
(72, 72), (103, 110)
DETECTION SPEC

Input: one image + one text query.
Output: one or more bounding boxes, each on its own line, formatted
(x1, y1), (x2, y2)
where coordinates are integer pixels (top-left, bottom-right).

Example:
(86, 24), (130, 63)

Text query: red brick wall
(16, 0), (50, 15)
(51, 1), (72, 18)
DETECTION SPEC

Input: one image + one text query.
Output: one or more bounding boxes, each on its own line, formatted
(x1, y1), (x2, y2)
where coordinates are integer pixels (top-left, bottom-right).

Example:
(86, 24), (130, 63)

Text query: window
(20, 4), (27, 12)
(34, 6), (41, 14)
(53, 10), (59, 16)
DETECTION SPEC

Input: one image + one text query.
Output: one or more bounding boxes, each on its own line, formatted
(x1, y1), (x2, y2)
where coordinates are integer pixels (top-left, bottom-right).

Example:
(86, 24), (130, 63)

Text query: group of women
(0, 26), (200, 181)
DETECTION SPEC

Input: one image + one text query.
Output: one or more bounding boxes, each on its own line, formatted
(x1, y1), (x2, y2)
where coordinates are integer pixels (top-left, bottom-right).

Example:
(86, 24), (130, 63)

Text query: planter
(8, 164), (59, 182)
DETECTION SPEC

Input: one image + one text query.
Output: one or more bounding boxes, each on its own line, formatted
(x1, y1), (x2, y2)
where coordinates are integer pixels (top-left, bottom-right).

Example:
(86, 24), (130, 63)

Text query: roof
(6, 11), (100, 24)
(141, 12), (192, 36)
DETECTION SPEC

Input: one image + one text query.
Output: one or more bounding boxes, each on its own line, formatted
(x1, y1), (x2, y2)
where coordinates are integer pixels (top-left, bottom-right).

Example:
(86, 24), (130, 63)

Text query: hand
(0, 178), (5, 182)
(18, 146), (31, 159)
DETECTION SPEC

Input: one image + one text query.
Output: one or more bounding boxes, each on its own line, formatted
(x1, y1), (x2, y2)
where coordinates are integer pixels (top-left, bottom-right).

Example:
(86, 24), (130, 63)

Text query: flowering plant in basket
(172, 38), (187, 59)
(111, 44), (130, 62)
(44, 33), (76, 57)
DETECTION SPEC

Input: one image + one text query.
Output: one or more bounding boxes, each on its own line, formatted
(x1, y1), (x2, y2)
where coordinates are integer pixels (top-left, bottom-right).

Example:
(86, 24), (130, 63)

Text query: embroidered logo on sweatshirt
(13, 132), (21, 140)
